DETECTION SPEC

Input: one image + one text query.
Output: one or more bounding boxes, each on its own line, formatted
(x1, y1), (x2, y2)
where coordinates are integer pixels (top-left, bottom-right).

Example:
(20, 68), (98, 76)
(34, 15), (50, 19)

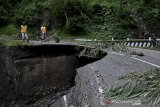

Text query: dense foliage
(1, 0), (160, 39)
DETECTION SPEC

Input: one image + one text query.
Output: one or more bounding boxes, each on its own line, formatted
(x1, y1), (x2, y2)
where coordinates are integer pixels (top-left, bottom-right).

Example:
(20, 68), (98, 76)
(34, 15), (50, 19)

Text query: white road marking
(131, 57), (160, 68)
(94, 51), (159, 106)
(111, 52), (160, 68)
(63, 95), (68, 107)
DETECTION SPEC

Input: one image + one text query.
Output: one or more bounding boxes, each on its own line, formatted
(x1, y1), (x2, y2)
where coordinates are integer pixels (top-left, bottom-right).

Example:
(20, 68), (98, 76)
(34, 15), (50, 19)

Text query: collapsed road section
(51, 51), (160, 107)
(0, 44), (107, 107)
(1, 43), (160, 107)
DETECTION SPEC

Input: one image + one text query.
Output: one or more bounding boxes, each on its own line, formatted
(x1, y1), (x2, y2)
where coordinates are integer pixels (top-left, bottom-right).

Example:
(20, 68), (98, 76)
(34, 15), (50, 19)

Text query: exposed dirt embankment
(0, 44), (107, 107)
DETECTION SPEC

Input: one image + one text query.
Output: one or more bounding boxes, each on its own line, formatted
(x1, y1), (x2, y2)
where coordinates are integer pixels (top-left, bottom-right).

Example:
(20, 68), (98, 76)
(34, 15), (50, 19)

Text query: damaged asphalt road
(24, 41), (160, 107)
(51, 50), (160, 107)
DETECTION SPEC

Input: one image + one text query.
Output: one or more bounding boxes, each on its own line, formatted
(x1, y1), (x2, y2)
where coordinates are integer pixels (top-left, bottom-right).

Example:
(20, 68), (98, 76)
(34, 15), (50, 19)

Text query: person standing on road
(41, 24), (47, 40)
(20, 22), (29, 42)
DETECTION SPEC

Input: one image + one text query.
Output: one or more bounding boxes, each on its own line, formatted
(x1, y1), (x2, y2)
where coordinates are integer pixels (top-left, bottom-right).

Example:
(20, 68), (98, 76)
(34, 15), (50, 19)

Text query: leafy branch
(106, 69), (160, 106)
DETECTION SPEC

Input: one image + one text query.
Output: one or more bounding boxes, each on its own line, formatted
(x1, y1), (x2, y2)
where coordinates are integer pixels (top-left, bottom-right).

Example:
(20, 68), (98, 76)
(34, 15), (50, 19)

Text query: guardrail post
(111, 37), (114, 41)
(126, 38), (130, 46)
(156, 39), (160, 46)
(153, 37), (157, 47)
(148, 37), (152, 47)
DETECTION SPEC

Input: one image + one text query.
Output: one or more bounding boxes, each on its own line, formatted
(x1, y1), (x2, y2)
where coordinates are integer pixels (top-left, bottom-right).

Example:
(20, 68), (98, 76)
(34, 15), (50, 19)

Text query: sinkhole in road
(0, 44), (107, 107)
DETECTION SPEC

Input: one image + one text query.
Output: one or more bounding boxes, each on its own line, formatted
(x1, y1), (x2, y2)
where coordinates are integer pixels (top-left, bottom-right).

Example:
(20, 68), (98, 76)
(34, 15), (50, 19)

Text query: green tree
(0, 0), (21, 26)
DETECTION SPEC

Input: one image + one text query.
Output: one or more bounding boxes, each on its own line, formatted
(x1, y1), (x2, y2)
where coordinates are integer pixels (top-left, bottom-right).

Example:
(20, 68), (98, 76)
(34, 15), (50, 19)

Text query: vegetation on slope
(1, 0), (160, 39)
(0, 39), (26, 46)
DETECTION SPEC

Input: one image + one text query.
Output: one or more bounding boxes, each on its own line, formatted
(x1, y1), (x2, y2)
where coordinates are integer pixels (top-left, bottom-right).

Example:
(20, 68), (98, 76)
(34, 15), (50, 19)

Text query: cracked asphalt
(51, 48), (160, 107)
(29, 41), (160, 107)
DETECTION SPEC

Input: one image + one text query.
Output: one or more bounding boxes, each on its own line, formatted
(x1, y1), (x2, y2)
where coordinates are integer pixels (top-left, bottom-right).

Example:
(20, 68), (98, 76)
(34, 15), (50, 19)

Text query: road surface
(28, 41), (160, 107)
(50, 48), (160, 107)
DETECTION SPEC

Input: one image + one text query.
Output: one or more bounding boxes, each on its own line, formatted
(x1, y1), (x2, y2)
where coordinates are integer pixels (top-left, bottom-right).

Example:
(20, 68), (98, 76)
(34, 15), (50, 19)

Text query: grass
(79, 47), (101, 58)
(151, 46), (160, 51)
(74, 45), (104, 58)
(52, 27), (110, 40)
(105, 69), (160, 106)
(0, 39), (26, 47)
(0, 24), (19, 36)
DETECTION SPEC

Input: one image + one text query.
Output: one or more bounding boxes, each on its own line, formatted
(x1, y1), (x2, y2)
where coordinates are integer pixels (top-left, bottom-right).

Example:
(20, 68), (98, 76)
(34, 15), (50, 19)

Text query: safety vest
(41, 26), (46, 33)
(21, 25), (27, 33)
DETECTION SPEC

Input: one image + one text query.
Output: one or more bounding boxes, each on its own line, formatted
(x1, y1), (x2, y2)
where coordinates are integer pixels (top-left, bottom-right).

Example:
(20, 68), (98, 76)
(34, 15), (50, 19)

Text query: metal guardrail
(75, 39), (160, 48)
